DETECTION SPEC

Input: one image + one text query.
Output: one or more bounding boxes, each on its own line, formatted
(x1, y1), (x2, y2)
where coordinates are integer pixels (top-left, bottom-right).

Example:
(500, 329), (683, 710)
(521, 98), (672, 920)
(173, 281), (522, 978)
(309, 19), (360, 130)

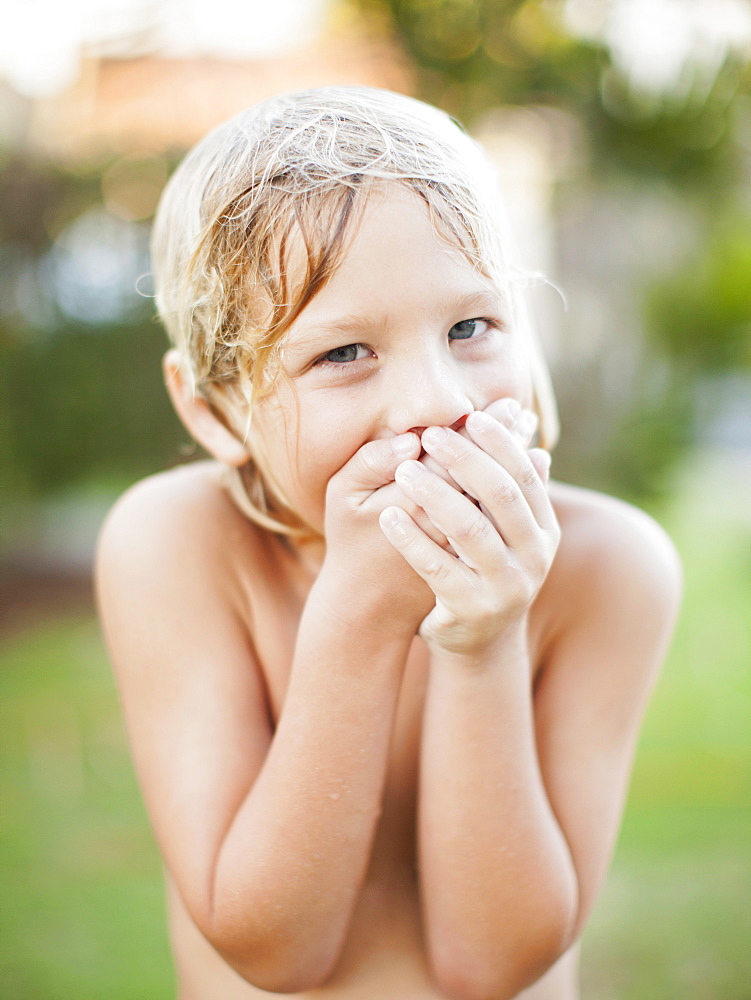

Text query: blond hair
(151, 85), (559, 535)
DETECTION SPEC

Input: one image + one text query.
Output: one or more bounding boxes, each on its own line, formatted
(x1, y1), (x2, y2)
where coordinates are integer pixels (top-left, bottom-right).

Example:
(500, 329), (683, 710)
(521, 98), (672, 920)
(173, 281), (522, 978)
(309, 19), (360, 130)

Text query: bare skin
(98, 462), (678, 1000)
(96, 188), (682, 999)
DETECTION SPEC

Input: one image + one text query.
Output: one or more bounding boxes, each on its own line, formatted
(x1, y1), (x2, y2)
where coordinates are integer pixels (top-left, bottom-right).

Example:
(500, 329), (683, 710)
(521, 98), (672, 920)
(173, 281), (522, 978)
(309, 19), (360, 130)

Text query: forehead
(280, 178), (484, 287)
(283, 185), (504, 337)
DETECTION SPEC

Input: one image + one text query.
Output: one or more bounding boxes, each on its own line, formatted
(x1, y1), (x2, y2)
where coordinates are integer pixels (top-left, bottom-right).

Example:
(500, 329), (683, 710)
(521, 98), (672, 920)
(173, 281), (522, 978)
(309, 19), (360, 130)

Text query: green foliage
(0, 151), (187, 508)
(0, 320), (185, 499)
(645, 219), (751, 375)
(553, 375), (696, 506)
(582, 452), (751, 999)
(0, 153), (100, 251)
(356, 0), (604, 122)
(352, 0), (749, 188)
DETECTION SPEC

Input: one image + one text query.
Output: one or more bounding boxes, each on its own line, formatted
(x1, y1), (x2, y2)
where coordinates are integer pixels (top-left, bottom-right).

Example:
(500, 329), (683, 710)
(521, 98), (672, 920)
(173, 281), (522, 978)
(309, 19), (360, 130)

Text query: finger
(335, 433), (421, 499)
(421, 421), (556, 536)
(528, 447), (552, 485)
(483, 397), (520, 428)
(379, 506), (472, 601)
(376, 479), (454, 551)
(418, 450), (463, 493)
(482, 398), (538, 448)
(449, 399), (533, 485)
(425, 398), (522, 494)
(394, 460), (505, 571)
(463, 412), (556, 529)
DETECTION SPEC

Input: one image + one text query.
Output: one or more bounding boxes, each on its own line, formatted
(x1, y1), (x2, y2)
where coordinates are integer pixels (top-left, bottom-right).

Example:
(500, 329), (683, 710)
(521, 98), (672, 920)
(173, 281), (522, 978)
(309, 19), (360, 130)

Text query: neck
(286, 533), (326, 580)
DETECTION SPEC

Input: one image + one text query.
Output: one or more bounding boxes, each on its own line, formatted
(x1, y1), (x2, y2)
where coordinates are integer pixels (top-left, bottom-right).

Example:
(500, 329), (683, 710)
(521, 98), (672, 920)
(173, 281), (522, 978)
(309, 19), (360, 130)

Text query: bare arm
(96, 434), (433, 992)
(380, 411), (681, 1000)
(531, 493), (683, 940)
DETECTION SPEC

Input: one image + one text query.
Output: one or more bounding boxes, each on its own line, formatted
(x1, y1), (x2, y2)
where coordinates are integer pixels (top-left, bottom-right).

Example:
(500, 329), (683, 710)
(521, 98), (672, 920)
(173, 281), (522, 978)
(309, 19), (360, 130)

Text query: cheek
(252, 395), (303, 494)
(298, 388), (372, 460)
(482, 351), (533, 409)
(514, 366), (536, 410)
(255, 394), (358, 500)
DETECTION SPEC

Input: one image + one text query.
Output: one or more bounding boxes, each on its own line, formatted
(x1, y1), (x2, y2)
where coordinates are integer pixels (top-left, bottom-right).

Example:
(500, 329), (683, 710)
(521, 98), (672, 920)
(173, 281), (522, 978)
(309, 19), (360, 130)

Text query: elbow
(234, 964), (336, 995)
(201, 912), (343, 994)
(212, 938), (340, 994)
(230, 958), (337, 995)
(428, 886), (577, 1000)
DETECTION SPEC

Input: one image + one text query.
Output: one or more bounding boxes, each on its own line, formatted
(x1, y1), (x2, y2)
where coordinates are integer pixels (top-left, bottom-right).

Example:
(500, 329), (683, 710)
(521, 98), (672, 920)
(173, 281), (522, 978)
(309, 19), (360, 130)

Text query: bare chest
(169, 542), (572, 1000)
(247, 568), (551, 874)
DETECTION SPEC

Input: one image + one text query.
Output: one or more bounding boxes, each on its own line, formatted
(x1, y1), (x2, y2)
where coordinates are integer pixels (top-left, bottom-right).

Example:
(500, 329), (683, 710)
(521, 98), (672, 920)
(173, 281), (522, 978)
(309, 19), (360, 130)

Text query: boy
(96, 86), (682, 999)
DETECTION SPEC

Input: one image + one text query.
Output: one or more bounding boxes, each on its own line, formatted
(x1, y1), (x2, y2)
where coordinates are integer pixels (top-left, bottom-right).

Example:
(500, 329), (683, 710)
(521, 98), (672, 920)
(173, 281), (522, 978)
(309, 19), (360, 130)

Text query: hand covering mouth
(418, 448), (481, 507)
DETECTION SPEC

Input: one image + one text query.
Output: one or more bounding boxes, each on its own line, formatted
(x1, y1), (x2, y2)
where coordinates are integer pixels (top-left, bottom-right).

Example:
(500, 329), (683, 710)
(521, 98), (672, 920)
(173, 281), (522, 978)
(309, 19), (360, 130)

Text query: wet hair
(151, 85), (559, 535)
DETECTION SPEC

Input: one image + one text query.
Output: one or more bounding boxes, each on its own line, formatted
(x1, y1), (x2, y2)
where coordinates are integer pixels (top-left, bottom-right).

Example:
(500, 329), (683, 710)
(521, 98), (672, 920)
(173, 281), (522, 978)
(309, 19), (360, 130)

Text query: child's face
(252, 185), (534, 534)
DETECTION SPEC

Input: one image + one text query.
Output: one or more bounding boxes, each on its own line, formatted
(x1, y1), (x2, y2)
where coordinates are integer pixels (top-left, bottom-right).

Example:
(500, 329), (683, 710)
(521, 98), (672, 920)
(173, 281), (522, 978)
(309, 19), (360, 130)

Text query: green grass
(0, 621), (174, 998)
(1, 449), (749, 998)
(581, 451), (751, 1000)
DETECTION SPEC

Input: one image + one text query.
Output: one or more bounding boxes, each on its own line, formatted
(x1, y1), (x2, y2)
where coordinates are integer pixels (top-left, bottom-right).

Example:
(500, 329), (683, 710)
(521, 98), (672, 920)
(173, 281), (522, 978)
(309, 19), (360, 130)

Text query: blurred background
(1, 0), (749, 996)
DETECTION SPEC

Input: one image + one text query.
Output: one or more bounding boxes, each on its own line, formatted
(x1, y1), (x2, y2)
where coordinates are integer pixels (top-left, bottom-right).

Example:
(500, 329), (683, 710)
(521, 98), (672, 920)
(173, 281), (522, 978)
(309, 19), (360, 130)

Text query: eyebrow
(290, 288), (507, 346)
(447, 288), (507, 318)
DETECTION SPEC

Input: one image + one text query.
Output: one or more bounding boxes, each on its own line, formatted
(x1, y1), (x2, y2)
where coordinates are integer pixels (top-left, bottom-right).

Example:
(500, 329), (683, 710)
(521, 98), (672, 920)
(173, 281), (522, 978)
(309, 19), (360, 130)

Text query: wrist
(307, 560), (425, 643)
(424, 615), (530, 670)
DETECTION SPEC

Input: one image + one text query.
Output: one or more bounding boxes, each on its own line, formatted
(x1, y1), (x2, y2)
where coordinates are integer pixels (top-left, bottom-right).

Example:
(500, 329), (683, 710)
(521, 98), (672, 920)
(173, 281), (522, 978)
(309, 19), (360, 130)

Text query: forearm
(209, 582), (413, 989)
(418, 625), (578, 1000)
(202, 432), (436, 989)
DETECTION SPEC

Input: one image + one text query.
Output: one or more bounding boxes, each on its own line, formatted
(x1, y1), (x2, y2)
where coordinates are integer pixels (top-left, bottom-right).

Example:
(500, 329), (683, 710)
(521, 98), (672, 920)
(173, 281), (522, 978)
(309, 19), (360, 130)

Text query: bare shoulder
(544, 479), (683, 645)
(98, 461), (257, 571)
(549, 479), (683, 586)
(98, 460), (247, 548)
(95, 461), (268, 627)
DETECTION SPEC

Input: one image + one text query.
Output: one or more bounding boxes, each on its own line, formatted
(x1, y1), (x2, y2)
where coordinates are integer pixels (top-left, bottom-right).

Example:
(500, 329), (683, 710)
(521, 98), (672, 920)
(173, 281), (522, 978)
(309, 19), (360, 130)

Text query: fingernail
(380, 507), (401, 529)
(392, 433), (418, 458)
(503, 399), (521, 423)
(422, 425), (448, 447)
(395, 460), (424, 482)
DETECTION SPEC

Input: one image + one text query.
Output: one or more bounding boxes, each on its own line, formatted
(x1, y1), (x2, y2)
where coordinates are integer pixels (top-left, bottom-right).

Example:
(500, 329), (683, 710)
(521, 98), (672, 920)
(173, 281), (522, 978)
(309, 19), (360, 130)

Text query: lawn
(1, 449), (749, 998)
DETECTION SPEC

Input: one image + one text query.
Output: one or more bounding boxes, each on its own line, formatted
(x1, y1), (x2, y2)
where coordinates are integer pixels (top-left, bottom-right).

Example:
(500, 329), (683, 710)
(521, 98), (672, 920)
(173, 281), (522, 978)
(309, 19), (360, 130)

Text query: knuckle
(514, 522), (539, 549)
(453, 513), (490, 544)
(517, 463), (540, 492)
(489, 477), (520, 508)
(423, 554), (452, 584)
(357, 446), (383, 481)
(527, 551), (549, 579)
(453, 442), (476, 470)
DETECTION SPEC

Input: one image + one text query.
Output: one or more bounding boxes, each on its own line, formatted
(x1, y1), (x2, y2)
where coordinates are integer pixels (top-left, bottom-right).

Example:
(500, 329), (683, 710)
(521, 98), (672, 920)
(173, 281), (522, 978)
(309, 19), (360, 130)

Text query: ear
(163, 350), (251, 467)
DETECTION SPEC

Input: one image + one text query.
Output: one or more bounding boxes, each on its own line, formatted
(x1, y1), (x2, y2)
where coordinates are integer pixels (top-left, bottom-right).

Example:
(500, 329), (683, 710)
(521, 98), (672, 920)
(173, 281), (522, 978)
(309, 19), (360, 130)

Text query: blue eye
(321, 344), (368, 364)
(449, 318), (488, 341)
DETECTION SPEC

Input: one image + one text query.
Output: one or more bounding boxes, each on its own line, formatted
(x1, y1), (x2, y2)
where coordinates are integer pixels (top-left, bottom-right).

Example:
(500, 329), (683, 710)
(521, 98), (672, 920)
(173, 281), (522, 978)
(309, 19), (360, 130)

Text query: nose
(406, 413), (469, 437)
(387, 357), (474, 436)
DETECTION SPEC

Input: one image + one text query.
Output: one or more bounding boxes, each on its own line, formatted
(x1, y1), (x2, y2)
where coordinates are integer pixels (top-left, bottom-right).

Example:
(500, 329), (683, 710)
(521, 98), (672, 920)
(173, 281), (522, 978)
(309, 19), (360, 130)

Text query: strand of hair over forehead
(189, 87), (512, 270)
(154, 86), (526, 397)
